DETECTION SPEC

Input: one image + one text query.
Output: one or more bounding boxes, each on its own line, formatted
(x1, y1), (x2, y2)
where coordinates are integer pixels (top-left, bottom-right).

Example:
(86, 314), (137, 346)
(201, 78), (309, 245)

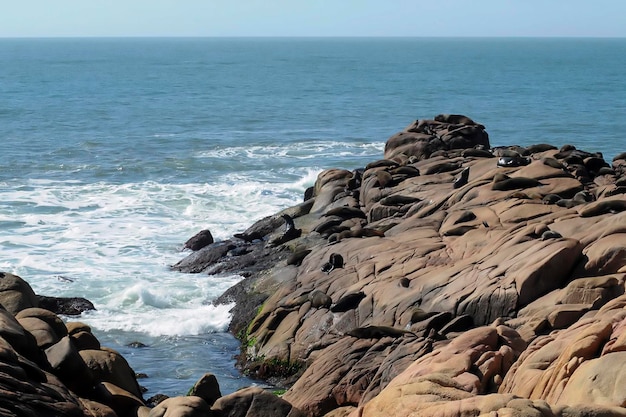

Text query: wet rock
(37, 295), (96, 316)
(184, 229), (214, 251)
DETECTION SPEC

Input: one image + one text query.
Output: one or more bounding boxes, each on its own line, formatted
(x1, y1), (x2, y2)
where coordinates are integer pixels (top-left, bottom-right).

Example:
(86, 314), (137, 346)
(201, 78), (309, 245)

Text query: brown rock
(80, 348), (143, 399)
(17, 316), (61, 348)
(66, 321), (92, 334)
(557, 351), (626, 406)
(15, 307), (68, 339)
(71, 330), (102, 350)
(188, 373), (222, 407)
(547, 304), (591, 329)
(284, 337), (390, 416)
(322, 406), (356, 417)
(583, 233), (626, 275)
(169, 118), (626, 417)
(45, 335), (95, 396)
(212, 386), (304, 417)
(148, 396), (212, 417)
(0, 308), (44, 364)
(0, 272), (38, 314)
(99, 381), (146, 417)
(560, 275), (623, 306)
(79, 399), (118, 417)
(499, 303), (626, 407)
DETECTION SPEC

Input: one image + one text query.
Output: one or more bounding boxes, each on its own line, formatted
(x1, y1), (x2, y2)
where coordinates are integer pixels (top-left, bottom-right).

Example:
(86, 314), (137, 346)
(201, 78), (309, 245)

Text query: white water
(0, 135), (384, 396)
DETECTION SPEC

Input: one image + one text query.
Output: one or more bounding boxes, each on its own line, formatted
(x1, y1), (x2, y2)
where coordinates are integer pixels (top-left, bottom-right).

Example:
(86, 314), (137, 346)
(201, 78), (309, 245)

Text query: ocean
(0, 37), (625, 397)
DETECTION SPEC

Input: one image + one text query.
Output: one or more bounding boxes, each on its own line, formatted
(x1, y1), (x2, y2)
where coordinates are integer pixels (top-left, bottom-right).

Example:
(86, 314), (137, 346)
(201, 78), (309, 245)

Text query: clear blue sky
(2, 0), (624, 38)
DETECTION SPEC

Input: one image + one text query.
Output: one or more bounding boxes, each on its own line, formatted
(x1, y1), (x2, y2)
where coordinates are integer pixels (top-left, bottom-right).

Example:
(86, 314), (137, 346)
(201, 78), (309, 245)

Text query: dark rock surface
(184, 229), (215, 251)
(37, 295), (96, 316)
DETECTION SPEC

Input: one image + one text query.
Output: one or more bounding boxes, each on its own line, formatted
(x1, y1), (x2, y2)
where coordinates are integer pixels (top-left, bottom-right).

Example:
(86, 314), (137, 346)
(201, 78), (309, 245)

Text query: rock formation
(0, 271), (303, 417)
(4, 115), (626, 416)
(172, 115), (626, 416)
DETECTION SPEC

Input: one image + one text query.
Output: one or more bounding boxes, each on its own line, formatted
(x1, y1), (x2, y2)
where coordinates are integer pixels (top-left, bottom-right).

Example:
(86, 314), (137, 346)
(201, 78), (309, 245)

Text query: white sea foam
(0, 172), (312, 336)
(293, 168), (322, 190)
(77, 299), (236, 337)
(195, 140), (384, 161)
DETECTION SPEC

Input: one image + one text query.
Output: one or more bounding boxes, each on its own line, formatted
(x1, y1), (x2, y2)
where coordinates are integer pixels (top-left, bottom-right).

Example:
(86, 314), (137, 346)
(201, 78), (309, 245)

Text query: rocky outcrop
(173, 115), (626, 416)
(0, 271), (95, 317)
(0, 272), (304, 417)
(5, 115), (626, 416)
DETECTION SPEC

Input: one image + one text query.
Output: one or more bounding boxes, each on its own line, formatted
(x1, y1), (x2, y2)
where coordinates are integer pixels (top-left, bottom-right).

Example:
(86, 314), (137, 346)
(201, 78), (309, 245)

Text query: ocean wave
(59, 271), (241, 336)
(76, 302), (235, 337)
(0, 171), (315, 335)
(195, 140), (384, 161)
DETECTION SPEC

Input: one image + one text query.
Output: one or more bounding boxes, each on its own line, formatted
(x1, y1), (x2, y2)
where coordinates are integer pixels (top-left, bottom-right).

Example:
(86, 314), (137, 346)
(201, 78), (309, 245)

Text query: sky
(1, 0), (625, 38)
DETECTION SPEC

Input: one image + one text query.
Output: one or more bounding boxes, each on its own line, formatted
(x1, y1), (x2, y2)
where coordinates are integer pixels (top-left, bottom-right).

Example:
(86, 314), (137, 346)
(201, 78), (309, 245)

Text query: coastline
(3, 114), (626, 416)
(176, 114), (626, 416)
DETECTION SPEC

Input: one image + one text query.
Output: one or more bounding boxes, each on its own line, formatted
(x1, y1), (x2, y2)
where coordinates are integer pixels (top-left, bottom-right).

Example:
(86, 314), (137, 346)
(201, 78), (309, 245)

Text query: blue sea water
(0, 37), (625, 398)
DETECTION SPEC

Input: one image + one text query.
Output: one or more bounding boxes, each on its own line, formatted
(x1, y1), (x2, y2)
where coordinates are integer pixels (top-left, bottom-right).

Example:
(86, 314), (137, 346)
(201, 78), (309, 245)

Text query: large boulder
(79, 347), (144, 399)
(0, 272), (38, 314)
(147, 396), (212, 417)
(384, 115), (490, 161)
(500, 296), (626, 407)
(211, 386), (305, 417)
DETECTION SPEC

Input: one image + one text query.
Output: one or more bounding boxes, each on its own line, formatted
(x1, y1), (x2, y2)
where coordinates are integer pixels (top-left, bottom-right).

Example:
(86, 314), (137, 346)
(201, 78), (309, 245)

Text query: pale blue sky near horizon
(1, 0), (624, 38)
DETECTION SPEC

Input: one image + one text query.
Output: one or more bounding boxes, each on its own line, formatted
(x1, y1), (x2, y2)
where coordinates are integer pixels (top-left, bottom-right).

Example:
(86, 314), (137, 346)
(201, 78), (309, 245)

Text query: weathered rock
(0, 307), (45, 364)
(37, 295), (96, 316)
(98, 381), (146, 417)
(188, 372), (222, 407)
(283, 334), (432, 416)
(45, 335), (96, 396)
(169, 117), (626, 417)
(0, 282), (159, 417)
(2, 115), (626, 417)
(71, 329), (102, 350)
(16, 307), (68, 338)
(500, 298), (626, 407)
(171, 241), (233, 273)
(0, 272), (39, 314)
(384, 115), (489, 161)
(148, 396), (212, 417)
(212, 386), (305, 417)
(184, 229), (214, 251)
(18, 316), (62, 348)
(79, 399), (118, 417)
(80, 348), (144, 399)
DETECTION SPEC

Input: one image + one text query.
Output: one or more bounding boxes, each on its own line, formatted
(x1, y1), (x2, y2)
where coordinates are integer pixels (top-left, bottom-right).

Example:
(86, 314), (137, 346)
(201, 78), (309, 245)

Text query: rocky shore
(3, 114), (626, 416)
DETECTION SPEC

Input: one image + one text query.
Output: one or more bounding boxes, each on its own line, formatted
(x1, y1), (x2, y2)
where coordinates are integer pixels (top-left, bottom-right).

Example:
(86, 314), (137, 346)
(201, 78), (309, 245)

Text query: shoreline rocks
(4, 114), (626, 416)
(174, 115), (626, 416)
(0, 271), (305, 416)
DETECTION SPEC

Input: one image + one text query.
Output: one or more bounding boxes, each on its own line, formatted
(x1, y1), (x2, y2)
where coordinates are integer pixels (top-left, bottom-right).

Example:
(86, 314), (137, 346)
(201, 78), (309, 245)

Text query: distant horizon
(2, 1), (625, 39)
(2, 35), (625, 40)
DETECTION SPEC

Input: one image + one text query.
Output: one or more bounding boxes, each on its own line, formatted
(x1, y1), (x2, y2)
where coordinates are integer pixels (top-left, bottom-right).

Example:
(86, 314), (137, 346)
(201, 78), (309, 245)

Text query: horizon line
(1, 35), (625, 40)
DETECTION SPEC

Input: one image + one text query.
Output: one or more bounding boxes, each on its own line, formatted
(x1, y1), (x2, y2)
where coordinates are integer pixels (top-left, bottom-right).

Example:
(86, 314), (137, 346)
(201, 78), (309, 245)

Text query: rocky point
(3, 115), (626, 416)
